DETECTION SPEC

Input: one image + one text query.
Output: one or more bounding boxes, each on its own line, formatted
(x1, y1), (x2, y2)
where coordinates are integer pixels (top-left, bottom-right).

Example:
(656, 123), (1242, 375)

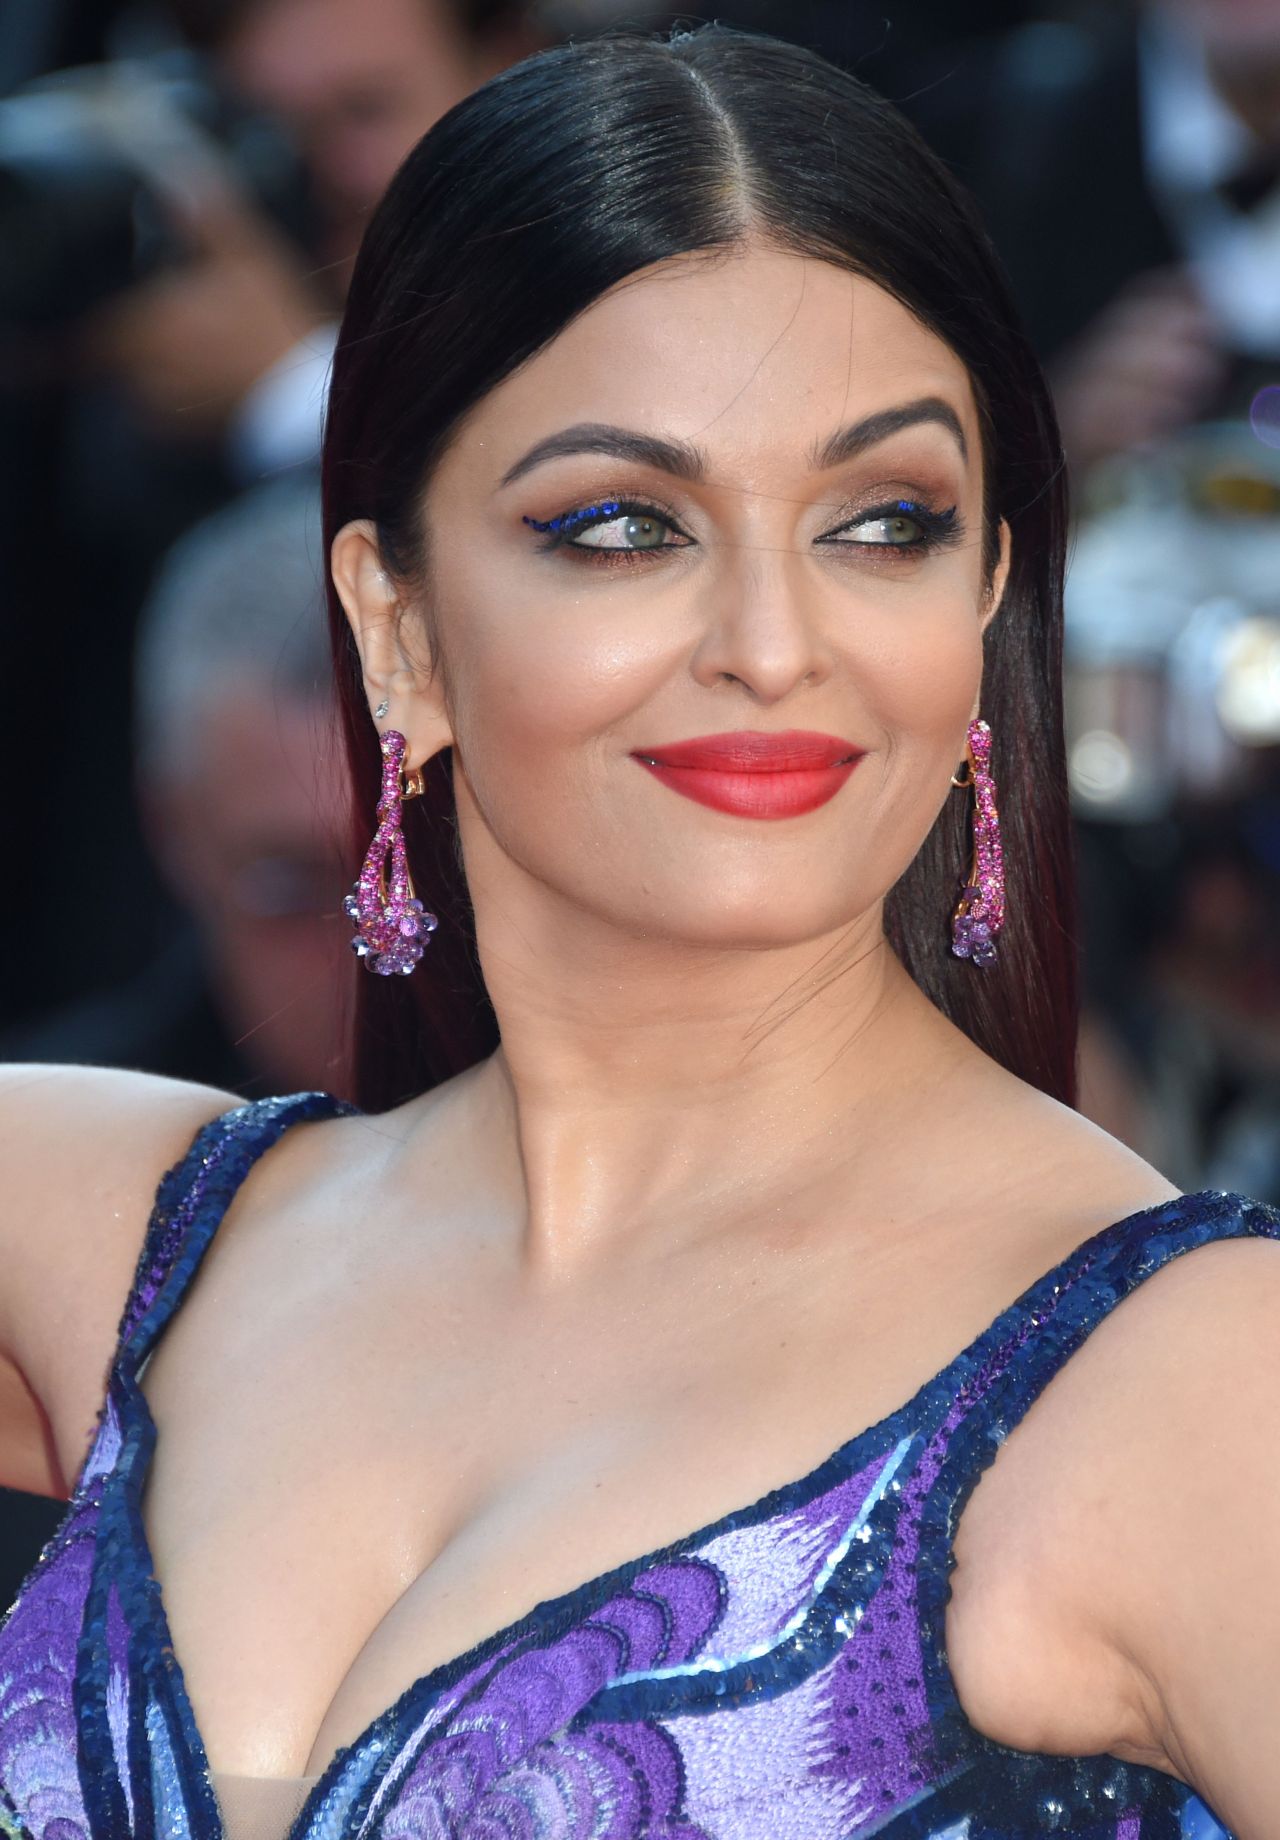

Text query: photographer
(0, 0), (541, 1035)
(78, 0), (539, 469)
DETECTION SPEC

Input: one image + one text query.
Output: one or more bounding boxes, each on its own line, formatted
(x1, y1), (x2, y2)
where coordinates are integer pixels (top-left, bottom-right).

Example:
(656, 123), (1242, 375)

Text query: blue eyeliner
(898, 499), (957, 524)
(522, 495), (959, 555)
(524, 499), (622, 535)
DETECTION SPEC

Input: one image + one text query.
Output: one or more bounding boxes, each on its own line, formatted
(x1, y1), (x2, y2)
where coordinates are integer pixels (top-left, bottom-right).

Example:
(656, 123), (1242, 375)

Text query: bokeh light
(1250, 385), (1280, 450)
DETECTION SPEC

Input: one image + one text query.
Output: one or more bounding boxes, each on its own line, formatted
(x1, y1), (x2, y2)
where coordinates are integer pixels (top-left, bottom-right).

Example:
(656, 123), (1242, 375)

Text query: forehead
(227, 0), (461, 106)
(454, 242), (977, 482)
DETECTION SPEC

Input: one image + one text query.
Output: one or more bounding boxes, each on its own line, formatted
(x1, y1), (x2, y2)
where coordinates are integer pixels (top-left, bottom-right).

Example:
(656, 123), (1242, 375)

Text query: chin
(607, 888), (867, 954)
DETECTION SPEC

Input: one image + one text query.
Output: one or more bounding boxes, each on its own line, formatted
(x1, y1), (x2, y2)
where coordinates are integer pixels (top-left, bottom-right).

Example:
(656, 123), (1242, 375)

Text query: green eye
(820, 500), (960, 552)
(850, 513), (925, 545)
(573, 512), (672, 550)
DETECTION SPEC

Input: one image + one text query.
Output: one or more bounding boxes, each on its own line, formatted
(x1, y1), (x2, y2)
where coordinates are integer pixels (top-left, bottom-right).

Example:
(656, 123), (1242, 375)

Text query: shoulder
(951, 1045), (1183, 1247)
(952, 1180), (1279, 1812)
(1042, 1202), (1280, 1488)
(1076, 1214), (1280, 1826)
(0, 1064), (242, 1489)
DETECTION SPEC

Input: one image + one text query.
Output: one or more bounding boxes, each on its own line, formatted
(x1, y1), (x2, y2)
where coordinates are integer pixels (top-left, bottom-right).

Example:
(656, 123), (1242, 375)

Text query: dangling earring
(343, 729), (438, 976)
(949, 717), (1005, 968)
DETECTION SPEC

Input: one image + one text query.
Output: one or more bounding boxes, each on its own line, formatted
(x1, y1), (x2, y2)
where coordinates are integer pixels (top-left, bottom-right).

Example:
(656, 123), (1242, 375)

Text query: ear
(979, 517), (1012, 640)
(971, 517), (1012, 721)
(330, 519), (453, 767)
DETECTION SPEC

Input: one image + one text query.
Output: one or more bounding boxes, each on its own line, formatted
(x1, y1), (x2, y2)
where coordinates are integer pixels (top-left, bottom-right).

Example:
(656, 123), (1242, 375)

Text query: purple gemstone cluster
(345, 729), (439, 977)
(950, 718), (1005, 969)
(950, 890), (998, 966)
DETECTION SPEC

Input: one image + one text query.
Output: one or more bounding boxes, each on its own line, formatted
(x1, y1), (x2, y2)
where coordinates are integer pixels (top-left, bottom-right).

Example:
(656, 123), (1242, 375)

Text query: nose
(689, 541), (834, 703)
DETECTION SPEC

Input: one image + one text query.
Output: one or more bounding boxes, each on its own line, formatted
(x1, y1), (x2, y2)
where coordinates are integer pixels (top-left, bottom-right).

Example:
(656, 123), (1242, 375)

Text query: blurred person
(1, 29), (1279, 1840)
(955, 0), (1280, 1189)
(966, 0), (1280, 472)
(85, 0), (543, 472)
(0, 0), (540, 1039)
(6, 475), (353, 1097)
(133, 474), (353, 1096)
(212, 0), (539, 283)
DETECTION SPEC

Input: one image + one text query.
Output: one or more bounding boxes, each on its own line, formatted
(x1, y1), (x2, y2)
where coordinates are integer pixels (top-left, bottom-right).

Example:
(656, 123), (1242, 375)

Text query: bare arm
(0, 1065), (238, 1496)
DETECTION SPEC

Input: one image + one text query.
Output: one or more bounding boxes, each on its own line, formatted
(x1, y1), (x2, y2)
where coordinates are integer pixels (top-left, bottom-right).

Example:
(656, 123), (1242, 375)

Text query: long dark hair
(323, 25), (1076, 1112)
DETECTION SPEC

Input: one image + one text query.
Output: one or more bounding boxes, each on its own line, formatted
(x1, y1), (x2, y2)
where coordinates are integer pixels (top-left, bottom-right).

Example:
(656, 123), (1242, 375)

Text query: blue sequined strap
(966, 1189), (1280, 1446)
(113, 1091), (355, 1375)
(916, 1188), (1280, 1818)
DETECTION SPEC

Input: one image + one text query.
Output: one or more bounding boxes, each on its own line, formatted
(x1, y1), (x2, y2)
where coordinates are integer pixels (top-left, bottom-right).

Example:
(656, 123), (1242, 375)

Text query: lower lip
(635, 758), (861, 818)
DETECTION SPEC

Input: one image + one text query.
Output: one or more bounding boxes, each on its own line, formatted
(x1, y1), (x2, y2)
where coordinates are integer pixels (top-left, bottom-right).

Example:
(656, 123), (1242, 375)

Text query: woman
(0, 25), (1275, 1840)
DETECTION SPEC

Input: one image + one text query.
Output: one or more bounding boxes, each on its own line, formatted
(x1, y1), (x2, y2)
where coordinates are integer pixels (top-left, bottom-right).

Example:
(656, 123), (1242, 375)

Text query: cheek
(842, 583), (988, 868)
(441, 590), (674, 791)
(445, 608), (664, 901)
(861, 591), (985, 739)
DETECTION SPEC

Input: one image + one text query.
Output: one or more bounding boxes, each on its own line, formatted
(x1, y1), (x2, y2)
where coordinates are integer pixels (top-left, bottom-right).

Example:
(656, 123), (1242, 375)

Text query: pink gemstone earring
(343, 729), (438, 976)
(949, 717), (1005, 968)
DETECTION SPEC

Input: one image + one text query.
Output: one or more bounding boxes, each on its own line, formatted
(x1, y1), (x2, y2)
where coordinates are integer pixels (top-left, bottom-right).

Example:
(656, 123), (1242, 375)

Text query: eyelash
(523, 497), (684, 555)
(522, 496), (962, 563)
(821, 499), (962, 555)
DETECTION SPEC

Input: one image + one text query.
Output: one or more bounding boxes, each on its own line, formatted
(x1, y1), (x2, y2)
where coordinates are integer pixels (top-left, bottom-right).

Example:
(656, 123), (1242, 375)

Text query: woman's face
(365, 241), (1006, 951)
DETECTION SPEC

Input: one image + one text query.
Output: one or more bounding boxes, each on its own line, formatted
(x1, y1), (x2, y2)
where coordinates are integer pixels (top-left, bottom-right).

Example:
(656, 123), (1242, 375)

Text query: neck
(442, 860), (967, 1279)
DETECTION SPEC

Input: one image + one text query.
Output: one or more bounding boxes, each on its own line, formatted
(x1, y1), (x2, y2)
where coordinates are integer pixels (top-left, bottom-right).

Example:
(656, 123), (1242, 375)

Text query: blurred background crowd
(3, 0), (1280, 1586)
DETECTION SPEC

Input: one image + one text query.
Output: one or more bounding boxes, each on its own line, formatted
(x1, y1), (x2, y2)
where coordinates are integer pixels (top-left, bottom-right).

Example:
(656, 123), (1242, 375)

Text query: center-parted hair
(323, 24), (1076, 1112)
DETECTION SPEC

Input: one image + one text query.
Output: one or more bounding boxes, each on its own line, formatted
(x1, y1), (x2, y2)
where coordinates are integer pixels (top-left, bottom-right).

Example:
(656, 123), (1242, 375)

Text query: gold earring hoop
(950, 714), (984, 787)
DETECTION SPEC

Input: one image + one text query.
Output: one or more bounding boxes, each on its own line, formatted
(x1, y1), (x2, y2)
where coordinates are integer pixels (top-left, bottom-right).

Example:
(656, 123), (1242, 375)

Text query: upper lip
(632, 730), (864, 771)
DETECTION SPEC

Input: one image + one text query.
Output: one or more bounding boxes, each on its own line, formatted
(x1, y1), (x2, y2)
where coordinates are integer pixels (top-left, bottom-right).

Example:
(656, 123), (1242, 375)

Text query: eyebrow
(499, 396), (968, 491)
(810, 396), (968, 469)
(499, 424), (707, 488)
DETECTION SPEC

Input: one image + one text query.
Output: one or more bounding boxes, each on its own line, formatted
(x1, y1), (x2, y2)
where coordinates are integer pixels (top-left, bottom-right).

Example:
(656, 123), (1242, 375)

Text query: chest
(133, 1203), (1101, 1785)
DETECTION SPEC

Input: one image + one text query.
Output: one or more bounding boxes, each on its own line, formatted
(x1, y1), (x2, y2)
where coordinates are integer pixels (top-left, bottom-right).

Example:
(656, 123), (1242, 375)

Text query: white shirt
(228, 320), (339, 481)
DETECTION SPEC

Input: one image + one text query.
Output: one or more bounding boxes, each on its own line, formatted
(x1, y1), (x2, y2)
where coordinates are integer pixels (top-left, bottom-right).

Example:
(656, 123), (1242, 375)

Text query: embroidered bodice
(0, 1092), (1273, 1840)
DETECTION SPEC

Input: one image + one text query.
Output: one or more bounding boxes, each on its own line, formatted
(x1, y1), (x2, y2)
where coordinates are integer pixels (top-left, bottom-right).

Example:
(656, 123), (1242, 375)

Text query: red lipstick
(631, 729), (864, 819)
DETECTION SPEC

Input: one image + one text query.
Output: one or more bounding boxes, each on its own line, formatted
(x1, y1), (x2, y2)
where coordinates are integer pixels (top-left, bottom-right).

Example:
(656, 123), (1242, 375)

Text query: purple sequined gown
(0, 1093), (1272, 1840)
